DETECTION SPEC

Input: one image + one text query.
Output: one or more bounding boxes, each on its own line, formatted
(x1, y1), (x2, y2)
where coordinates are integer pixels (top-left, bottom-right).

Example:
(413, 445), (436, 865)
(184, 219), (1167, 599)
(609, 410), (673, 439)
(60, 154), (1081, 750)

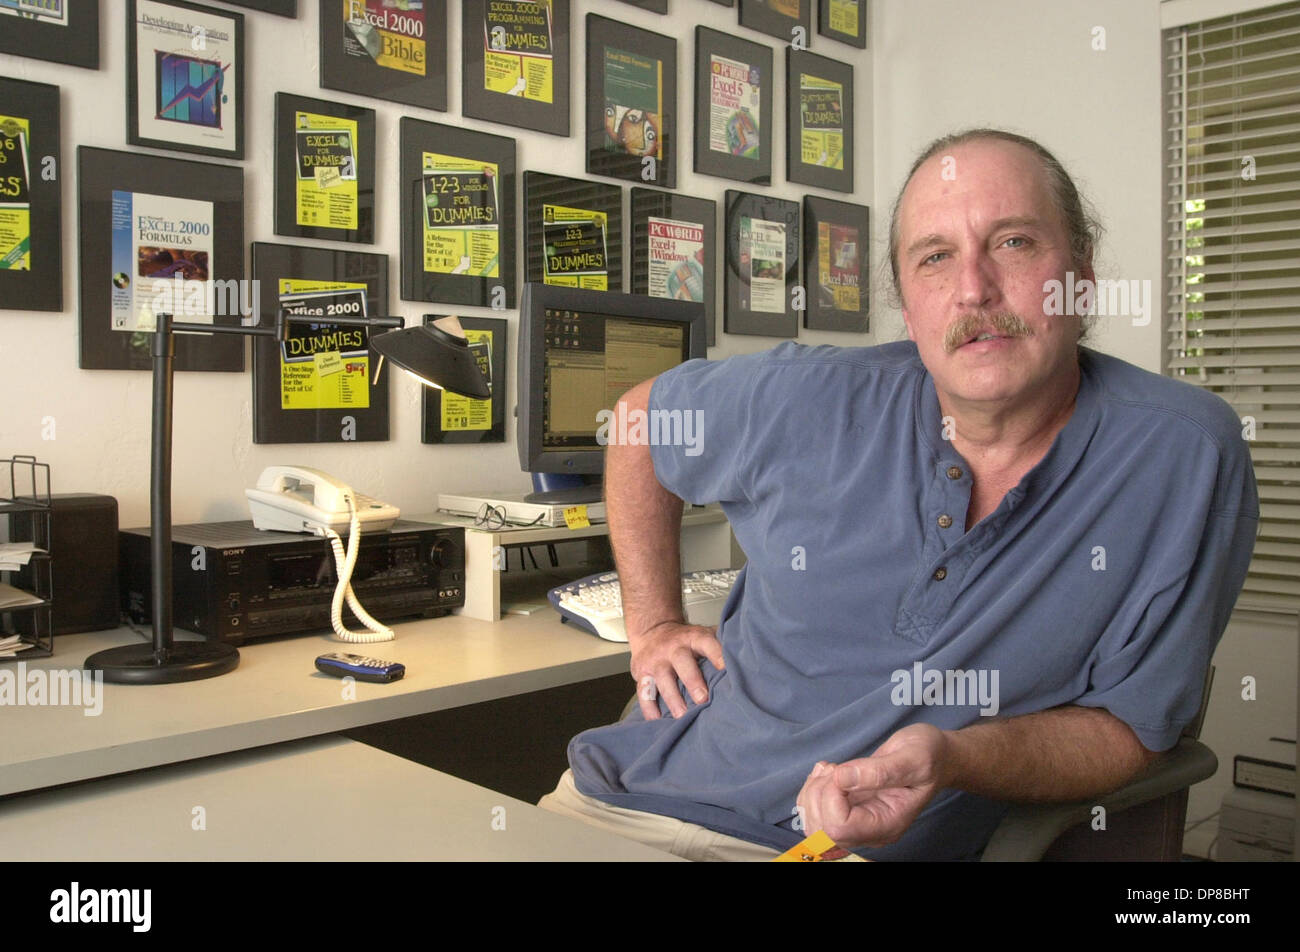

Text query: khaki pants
(538, 769), (782, 862)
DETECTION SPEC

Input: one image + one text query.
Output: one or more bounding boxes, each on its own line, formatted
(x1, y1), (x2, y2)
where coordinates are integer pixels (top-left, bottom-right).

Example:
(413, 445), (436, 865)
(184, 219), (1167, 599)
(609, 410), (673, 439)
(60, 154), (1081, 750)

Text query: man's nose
(955, 248), (1000, 310)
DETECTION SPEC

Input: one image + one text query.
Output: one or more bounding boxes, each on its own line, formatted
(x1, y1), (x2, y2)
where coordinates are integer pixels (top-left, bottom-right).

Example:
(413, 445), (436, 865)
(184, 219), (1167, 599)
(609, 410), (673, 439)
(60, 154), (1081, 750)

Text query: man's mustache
(944, 312), (1034, 354)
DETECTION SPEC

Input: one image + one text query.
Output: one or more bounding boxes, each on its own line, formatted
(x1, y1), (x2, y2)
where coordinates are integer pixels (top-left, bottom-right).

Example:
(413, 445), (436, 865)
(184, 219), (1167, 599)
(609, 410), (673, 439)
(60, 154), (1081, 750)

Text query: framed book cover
(250, 242), (390, 444)
(693, 26), (773, 186)
(399, 118), (516, 309)
(818, 0), (865, 48)
(803, 195), (867, 332)
(126, 0), (244, 160)
(77, 146), (245, 372)
(630, 188), (717, 346)
(421, 315), (506, 445)
(461, 0), (569, 137)
(274, 93), (375, 244)
(0, 78), (62, 312)
(723, 189), (799, 337)
(738, 0), (809, 44)
(524, 171), (623, 292)
(586, 14), (676, 189)
(319, 0), (447, 113)
(223, 0), (296, 14)
(786, 48), (853, 193)
(0, 0), (99, 69)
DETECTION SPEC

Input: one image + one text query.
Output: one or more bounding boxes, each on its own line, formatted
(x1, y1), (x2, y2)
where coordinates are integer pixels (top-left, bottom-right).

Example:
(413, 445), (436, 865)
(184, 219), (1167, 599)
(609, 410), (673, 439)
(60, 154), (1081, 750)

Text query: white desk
(1, 611), (629, 797)
(0, 735), (679, 861)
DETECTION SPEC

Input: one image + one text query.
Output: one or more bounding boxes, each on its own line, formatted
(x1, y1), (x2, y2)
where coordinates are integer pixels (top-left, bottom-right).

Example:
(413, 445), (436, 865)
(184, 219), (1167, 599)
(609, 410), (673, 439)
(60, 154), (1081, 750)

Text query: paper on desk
(0, 542), (43, 570)
(0, 634), (34, 656)
(0, 582), (44, 609)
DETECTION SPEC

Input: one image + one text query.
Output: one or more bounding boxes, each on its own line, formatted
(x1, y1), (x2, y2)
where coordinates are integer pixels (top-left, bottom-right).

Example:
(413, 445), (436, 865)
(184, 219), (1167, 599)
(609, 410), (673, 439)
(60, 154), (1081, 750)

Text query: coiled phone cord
(321, 492), (395, 643)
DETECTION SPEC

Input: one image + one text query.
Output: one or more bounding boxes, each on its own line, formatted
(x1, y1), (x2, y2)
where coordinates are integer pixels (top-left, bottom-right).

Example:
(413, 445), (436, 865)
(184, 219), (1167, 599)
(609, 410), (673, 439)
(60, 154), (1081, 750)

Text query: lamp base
(84, 640), (240, 685)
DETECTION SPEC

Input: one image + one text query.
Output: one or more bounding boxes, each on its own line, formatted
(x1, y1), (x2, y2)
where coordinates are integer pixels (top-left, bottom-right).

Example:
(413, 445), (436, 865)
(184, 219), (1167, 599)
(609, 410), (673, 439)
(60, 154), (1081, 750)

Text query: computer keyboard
(548, 568), (741, 643)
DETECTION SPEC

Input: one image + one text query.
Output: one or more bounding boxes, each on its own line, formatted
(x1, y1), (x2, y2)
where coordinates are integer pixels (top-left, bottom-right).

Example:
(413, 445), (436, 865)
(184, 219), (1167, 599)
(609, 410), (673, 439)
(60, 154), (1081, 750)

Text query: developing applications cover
(134, 0), (239, 154)
(0, 115), (32, 271)
(482, 0), (553, 102)
(110, 190), (214, 332)
(818, 222), (860, 313)
(709, 54), (761, 161)
(603, 46), (662, 159)
(422, 151), (500, 277)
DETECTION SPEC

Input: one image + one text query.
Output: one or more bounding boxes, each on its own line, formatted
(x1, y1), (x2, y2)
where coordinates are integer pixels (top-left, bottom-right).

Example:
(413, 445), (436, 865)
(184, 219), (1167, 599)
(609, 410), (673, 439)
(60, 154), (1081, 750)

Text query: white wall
(0, 0), (873, 529)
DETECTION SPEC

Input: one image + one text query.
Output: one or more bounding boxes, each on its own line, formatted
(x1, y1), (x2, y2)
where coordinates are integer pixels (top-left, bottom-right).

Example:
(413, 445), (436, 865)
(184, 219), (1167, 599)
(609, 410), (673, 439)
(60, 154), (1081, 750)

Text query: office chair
(979, 666), (1218, 861)
(617, 666), (1218, 861)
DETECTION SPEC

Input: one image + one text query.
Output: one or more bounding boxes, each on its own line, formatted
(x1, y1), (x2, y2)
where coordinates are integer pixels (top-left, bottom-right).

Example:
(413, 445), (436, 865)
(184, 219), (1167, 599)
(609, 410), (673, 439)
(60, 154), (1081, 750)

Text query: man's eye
(1003, 236), (1029, 249)
(922, 252), (948, 265)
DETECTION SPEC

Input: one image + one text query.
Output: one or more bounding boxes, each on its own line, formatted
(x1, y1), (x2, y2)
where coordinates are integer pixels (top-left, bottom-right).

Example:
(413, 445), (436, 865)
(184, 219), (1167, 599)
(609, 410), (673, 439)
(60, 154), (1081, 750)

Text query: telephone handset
(246, 465), (399, 535)
(245, 466), (400, 643)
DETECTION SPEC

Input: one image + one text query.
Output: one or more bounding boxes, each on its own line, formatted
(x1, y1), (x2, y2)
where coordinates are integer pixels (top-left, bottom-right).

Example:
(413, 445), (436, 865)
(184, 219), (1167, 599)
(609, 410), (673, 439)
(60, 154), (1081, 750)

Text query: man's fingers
(833, 752), (917, 794)
(672, 645), (711, 706)
(692, 629), (725, 671)
(637, 675), (661, 721)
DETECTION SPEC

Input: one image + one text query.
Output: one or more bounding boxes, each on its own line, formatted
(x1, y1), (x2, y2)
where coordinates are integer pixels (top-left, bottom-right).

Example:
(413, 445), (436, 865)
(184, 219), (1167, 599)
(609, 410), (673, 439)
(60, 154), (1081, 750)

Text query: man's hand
(629, 620), (725, 720)
(796, 723), (948, 848)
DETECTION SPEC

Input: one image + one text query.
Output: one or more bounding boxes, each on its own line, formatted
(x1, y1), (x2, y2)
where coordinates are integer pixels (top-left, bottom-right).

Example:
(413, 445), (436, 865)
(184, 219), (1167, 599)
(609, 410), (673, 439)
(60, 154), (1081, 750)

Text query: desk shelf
(1, 456), (54, 660)
(413, 505), (734, 621)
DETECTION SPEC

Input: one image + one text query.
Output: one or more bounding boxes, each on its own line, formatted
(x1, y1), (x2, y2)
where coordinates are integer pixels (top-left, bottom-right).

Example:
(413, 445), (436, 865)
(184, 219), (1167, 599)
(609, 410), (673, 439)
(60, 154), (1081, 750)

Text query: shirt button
(947, 466), (963, 480)
(937, 514), (953, 529)
(933, 567), (948, 581)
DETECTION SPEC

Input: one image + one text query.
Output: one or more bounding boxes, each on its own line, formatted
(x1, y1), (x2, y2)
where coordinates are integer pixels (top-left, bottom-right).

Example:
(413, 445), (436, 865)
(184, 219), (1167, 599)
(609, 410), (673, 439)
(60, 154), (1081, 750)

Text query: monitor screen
(518, 283), (706, 477)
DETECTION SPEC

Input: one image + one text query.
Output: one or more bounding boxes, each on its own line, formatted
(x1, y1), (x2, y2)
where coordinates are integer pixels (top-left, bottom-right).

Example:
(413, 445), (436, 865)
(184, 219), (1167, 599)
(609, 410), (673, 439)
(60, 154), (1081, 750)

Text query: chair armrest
(978, 737), (1218, 861)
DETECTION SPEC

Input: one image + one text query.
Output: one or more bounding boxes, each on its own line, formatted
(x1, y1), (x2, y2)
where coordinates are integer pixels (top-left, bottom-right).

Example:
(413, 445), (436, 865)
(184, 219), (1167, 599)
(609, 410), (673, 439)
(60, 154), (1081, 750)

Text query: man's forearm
(604, 382), (686, 643)
(939, 705), (1160, 802)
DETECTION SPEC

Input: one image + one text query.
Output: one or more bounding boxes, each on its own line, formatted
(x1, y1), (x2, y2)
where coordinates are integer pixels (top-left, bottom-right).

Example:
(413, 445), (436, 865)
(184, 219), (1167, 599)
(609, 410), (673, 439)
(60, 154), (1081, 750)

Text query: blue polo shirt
(567, 340), (1258, 860)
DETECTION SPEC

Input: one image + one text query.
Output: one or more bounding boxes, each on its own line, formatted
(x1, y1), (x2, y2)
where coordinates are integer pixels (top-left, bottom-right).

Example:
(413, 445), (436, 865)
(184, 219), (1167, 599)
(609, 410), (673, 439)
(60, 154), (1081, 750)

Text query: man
(538, 129), (1259, 861)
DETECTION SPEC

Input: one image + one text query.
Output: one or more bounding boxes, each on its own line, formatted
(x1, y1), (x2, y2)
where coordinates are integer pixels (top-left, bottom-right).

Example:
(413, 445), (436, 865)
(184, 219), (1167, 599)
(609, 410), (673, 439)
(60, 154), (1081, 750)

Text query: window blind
(1164, 1), (1300, 612)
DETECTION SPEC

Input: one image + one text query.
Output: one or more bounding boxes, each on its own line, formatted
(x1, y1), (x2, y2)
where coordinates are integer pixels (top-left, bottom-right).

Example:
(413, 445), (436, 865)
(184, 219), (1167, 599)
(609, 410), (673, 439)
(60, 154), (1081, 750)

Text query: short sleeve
(647, 348), (776, 505)
(1074, 441), (1259, 751)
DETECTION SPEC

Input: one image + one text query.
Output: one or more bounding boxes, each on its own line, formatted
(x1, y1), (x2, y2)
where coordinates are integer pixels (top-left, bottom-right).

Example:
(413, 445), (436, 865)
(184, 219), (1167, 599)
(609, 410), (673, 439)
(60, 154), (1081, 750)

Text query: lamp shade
(370, 322), (491, 399)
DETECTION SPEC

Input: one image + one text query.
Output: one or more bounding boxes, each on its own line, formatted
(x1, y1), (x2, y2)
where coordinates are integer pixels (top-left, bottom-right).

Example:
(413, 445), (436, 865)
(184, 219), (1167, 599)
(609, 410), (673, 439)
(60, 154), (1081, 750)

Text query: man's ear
(901, 304), (916, 342)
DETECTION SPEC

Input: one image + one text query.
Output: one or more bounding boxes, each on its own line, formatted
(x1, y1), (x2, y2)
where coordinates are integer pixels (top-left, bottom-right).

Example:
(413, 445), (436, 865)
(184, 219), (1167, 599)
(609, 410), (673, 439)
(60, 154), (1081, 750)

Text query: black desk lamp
(84, 312), (489, 685)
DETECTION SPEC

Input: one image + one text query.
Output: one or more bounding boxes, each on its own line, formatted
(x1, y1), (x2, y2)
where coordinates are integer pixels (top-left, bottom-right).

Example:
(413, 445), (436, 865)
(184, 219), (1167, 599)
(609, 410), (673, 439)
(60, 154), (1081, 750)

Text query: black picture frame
(738, 0), (810, 44)
(818, 0), (866, 48)
(585, 14), (676, 189)
(615, 0), (667, 12)
(631, 188), (718, 346)
(319, 0), (447, 113)
(786, 48), (853, 193)
(249, 242), (390, 444)
(0, 78), (62, 312)
(707, 0), (735, 6)
(274, 93), (375, 244)
(461, 0), (569, 137)
(524, 171), (623, 292)
(399, 118), (517, 309)
(723, 189), (799, 337)
(803, 195), (868, 333)
(693, 26), (773, 186)
(77, 146), (244, 372)
(0, 0), (98, 69)
(222, 0), (296, 15)
(126, 0), (245, 160)
(421, 315), (507, 445)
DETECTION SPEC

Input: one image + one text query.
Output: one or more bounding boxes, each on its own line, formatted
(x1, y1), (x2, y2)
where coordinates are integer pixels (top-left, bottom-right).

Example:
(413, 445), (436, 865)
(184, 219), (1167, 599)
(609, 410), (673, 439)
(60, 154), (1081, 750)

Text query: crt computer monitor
(516, 283), (707, 503)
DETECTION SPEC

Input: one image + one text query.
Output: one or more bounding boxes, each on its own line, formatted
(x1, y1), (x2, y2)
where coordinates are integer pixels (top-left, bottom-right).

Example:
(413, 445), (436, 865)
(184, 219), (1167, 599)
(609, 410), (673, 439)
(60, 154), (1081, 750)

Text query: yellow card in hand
(773, 831), (869, 862)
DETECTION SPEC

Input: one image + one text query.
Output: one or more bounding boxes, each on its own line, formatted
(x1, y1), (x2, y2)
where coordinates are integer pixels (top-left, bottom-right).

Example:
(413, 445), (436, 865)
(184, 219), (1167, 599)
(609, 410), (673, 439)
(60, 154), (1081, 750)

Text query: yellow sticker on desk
(772, 830), (868, 862)
(563, 505), (590, 530)
(314, 350), (343, 376)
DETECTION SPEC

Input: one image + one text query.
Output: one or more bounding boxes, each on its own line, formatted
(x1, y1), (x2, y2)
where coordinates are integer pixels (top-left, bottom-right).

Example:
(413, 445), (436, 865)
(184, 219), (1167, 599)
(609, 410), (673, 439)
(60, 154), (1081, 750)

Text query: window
(1163, 1), (1300, 612)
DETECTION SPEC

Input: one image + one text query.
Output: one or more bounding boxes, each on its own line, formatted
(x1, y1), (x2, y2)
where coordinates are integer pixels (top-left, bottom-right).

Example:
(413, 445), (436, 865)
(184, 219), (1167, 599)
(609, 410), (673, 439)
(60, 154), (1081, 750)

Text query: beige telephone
(246, 466), (399, 643)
